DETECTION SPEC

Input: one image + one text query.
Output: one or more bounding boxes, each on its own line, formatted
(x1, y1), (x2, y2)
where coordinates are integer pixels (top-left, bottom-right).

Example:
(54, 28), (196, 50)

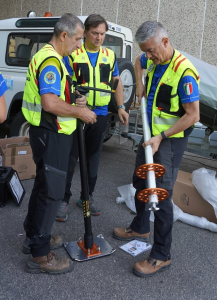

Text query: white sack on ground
(172, 201), (217, 232)
(117, 184), (136, 213)
(192, 168), (217, 218)
(117, 184), (217, 232)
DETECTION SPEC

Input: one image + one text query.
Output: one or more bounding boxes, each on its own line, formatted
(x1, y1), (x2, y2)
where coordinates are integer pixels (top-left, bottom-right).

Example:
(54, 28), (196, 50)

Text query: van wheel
(10, 111), (30, 137)
(108, 58), (136, 113)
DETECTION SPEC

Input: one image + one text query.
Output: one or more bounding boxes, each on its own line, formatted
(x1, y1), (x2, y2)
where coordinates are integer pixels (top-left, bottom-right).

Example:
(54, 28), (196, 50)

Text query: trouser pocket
(44, 164), (66, 200)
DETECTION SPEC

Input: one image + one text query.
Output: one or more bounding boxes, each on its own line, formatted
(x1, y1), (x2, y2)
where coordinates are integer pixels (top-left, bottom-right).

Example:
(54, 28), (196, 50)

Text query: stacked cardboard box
(173, 170), (217, 224)
(0, 137), (35, 180)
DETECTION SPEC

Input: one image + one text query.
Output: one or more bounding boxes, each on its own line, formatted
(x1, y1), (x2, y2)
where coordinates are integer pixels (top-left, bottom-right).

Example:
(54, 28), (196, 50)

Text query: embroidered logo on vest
(148, 63), (154, 72)
(44, 72), (56, 84)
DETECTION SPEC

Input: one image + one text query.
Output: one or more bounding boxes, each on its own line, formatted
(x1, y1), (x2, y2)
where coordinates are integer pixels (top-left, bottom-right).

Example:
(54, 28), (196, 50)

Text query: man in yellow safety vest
(113, 21), (200, 277)
(22, 13), (96, 275)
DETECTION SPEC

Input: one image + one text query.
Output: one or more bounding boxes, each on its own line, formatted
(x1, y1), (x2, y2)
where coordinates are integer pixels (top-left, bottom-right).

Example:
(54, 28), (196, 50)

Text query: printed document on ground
(120, 240), (152, 257)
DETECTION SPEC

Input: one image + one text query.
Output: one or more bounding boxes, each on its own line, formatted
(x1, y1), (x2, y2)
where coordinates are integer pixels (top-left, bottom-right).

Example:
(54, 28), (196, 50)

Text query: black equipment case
(0, 167), (25, 207)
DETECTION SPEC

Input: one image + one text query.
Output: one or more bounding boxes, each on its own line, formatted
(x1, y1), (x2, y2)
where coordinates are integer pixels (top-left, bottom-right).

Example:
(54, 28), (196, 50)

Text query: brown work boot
(113, 227), (150, 242)
(22, 235), (63, 254)
(133, 256), (171, 277)
(25, 252), (73, 275)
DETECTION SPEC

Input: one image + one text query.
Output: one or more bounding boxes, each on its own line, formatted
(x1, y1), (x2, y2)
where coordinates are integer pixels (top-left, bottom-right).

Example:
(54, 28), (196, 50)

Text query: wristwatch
(117, 104), (126, 110)
(161, 131), (168, 140)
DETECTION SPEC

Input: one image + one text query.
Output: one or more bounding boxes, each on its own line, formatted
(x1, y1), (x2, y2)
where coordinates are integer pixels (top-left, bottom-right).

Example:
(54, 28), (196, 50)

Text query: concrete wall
(0, 0), (215, 65)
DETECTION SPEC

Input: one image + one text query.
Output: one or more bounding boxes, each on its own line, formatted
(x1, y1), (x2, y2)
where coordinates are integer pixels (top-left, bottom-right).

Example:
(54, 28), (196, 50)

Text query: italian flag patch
(183, 82), (193, 95)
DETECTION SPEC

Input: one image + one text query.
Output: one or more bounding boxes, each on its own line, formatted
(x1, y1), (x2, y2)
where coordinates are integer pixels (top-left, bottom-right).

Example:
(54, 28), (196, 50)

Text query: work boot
(113, 227), (150, 242)
(133, 256), (171, 277)
(55, 201), (69, 222)
(76, 195), (101, 216)
(22, 235), (63, 254)
(25, 252), (73, 275)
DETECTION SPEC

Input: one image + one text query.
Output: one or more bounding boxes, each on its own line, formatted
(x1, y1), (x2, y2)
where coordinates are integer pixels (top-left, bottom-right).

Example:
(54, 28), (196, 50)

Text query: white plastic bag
(192, 168), (217, 218)
(172, 200), (217, 232)
(116, 184), (154, 221)
(116, 183), (217, 232)
(117, 184), (136, 213)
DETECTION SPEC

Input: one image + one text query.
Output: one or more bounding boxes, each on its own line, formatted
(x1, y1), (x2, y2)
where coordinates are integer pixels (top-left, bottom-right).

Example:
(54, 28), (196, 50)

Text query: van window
(102, 34), (123, 58)
(6, 32), (123, 67)
(126, 45), (131, 61)
(6, 33), (52, 67)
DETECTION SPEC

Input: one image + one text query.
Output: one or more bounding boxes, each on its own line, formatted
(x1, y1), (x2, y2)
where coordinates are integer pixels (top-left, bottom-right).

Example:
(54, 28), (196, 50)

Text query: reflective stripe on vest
(154, 116), (179, 125)
(22, 44), (76, 135)
(22, 99), (41, 113)
(146, 49), (200, 138)
(71, 44), (115, 107)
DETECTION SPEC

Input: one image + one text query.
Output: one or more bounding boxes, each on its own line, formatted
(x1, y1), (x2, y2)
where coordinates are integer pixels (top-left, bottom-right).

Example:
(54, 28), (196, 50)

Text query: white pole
(140, 95), (159, 210)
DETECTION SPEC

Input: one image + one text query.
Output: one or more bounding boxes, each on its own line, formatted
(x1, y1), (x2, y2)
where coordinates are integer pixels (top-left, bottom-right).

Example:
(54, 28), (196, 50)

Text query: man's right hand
(80, 107), (97, 124)
(136, 83), (147, 103)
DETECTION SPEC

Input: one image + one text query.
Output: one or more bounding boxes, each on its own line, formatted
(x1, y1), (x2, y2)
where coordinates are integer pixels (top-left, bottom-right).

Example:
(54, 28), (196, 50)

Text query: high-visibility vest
(22, 44), (76, 135)
(71, 44), (115, 107)
(146, 49), (200, 137)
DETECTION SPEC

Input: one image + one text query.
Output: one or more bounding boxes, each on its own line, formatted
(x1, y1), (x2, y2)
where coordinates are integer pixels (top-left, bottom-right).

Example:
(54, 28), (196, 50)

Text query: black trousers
(23, 126), (73, 257)
(63, 115), (108, 202)
(130, 136), (188, 261)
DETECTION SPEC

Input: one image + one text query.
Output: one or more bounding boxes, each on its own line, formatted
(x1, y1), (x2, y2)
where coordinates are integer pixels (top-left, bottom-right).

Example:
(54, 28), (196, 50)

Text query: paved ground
(0, 135), (217, 300)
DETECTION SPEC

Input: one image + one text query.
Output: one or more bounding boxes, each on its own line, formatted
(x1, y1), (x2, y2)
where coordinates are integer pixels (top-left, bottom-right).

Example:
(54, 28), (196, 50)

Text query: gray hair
(54, 13), (84, 37)
(135, 21), (168, 44)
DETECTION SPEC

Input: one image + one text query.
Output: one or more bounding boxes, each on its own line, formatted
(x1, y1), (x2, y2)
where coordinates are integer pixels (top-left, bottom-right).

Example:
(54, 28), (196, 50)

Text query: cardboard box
(0, 137), (36, 180)
(173, 170), (217, 224)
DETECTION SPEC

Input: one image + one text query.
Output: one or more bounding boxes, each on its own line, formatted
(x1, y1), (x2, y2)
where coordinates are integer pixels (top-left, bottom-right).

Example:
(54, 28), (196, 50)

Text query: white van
(0, 14), (136, 140)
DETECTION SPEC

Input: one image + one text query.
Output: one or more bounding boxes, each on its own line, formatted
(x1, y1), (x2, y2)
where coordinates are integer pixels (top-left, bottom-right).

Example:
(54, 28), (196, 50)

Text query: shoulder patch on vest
(44, 71), (56, 84)
(183, 82), (193, 95)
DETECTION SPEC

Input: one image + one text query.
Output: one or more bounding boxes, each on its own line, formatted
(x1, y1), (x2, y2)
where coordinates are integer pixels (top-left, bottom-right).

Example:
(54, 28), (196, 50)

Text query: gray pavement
(0, 135), (217, 300)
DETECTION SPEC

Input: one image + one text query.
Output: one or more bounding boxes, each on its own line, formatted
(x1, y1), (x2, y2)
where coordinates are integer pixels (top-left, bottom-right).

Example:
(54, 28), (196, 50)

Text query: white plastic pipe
(140, 95), (159, 209)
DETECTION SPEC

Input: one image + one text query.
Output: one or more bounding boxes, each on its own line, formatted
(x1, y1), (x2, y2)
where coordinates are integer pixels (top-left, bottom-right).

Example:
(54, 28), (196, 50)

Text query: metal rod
(76, 79), (119, 95)
(77, 119), (93, 249)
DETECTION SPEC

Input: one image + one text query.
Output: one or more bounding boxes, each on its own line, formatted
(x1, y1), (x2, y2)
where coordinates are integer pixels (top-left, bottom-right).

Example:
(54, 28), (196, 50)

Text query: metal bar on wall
(116, 0), (120, 24)
(200, 0), (207, 59)
(157, 0), (161, 22)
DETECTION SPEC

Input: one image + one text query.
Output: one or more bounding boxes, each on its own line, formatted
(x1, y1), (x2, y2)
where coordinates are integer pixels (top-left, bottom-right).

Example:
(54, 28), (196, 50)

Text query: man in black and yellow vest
(56, 14), (129, 221)
(21, 13), (96, 275)
(113, 21), (200, 277)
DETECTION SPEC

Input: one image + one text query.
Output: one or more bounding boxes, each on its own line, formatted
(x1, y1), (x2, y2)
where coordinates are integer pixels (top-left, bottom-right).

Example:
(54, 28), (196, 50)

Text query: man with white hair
(113, 21), (200, 277)
(22, 13), (96, 275)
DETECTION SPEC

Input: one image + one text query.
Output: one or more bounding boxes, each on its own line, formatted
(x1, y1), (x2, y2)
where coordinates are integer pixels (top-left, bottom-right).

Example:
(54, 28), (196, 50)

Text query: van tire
(108, 58), (136, 113)
(10, 111), (30, 137)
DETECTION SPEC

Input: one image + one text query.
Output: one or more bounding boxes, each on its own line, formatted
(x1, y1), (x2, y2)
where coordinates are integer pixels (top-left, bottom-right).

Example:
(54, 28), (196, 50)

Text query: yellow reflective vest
(70, 44), (115, 107)
(146, 49), (200, 137)
(22, 44), (76, 135)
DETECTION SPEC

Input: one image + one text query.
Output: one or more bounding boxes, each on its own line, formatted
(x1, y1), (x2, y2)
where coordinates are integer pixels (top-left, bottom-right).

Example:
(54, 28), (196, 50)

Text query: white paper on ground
(120, 239), (152, 257)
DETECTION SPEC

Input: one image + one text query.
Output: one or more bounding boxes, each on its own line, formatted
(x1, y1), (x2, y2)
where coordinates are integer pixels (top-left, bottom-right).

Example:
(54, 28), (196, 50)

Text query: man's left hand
(143, 134), (162, 155)
(118, 108), (129, 125)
